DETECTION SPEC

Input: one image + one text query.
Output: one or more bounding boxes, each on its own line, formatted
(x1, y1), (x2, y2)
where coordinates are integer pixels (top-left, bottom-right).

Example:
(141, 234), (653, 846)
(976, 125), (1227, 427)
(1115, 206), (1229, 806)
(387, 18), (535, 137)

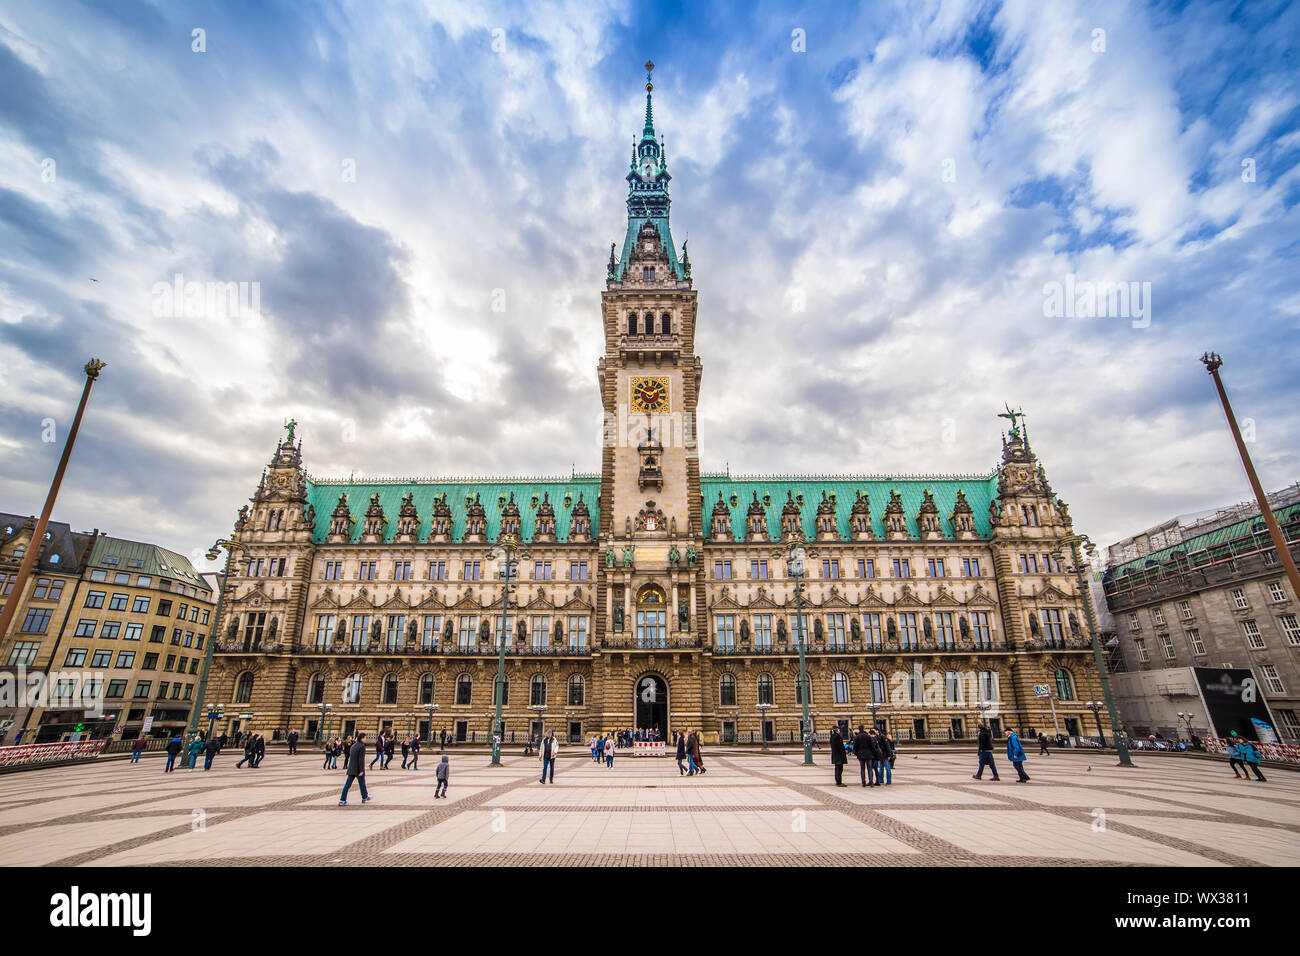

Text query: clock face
(631, 377), (669, 413)
(274, 475), (290, 488)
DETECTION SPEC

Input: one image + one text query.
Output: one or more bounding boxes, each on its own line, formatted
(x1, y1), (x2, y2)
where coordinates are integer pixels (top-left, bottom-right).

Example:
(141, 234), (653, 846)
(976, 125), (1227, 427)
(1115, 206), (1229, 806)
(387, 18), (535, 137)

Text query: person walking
(323, 738), (335, 770)
(163, 736), (182, 773)
(538, 729), (558, 784)
(384, 733), (396, 769)
(186, 734), (204, 770)
(676, 731), (689, 775)
(409, 735), (420, 770)
(1225, 732), (1247, 778)
(877, 731), (895, 785)
(434, 754), (450, 798)
(236, 736), (253, 769)
(130, 735), (146, 764)
(203, 733), (221, 770)
(338, 732), (372, 805)
(689, 728), (706, 774)
(370, 732), (386, 771)
(603, 733), (615, 768)
(870, 729), (892, 785)
(439, 728), (446, 752)
(1038, 732), (1051, 756)
(1006, 729), (1030, 782)
(254, 734), (266, 768)
(830, 725), (848, 786)
(973, 723), (1000, 780)
(287, 729), (298, 755)
(401, 736), (411, 769)
(1239, 738), (1267, 782)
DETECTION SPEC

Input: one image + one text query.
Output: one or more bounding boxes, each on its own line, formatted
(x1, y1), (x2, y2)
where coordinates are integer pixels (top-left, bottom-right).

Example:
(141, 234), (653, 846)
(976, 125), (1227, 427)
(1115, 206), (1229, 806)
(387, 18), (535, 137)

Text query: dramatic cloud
(0, 0), (1297, 568)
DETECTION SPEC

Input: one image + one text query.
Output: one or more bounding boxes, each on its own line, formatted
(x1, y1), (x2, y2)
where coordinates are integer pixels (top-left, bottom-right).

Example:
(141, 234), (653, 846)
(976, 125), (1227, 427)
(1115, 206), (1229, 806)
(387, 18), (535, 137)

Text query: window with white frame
(1159, 633), (1176, 660)
(1128, 612), (1140, 631)
(1241, 619), (1265, 650)
(1279, 613), (1300, 646)
(1134, 637), (1149, 662)
(1152, 607), (1165, 626)
(1231, 588), (1249, 610)
(316, 614), (335, 647)
(971, 611), (992, 648)
(530, 615), (550, 649)
(832, 672), (849, 704)
(1186, 628), (1206, 655)
(1178, 600), (1193, 620)
(1261, 664), (1285, 695)
(898, 612), (918, 649)
(1268, 582), (1286, 603)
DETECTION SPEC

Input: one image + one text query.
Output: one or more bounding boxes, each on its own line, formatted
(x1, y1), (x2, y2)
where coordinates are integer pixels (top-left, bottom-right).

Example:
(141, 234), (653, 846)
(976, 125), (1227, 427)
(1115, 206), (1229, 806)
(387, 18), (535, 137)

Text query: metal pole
(1070, 539), (1132, 766)
(1202, 353), (1300, 601)
(490, 545), (513, 767)
(795, 561), (813, 765)
(1047, 687), (1060, 737)
(0, 360), (104, 647)
(187, 541), (242, 738)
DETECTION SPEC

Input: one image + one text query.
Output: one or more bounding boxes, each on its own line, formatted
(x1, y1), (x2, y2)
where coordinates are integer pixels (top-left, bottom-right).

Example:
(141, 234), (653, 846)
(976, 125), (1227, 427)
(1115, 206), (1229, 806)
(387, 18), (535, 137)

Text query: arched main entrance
(634, 673), (668, 739)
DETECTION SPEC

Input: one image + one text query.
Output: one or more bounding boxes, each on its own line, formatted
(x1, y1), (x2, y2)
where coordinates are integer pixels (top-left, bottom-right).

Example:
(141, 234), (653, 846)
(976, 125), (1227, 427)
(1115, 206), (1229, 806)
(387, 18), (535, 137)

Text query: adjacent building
(0, 515), (215, 742)
(203, 70), (1110, 747)
(1101, 483), (1300, 743)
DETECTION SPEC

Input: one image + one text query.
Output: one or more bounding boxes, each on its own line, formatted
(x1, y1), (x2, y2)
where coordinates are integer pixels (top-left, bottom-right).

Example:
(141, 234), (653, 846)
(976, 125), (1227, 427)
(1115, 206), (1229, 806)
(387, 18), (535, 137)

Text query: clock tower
(596, 62), (705, 657)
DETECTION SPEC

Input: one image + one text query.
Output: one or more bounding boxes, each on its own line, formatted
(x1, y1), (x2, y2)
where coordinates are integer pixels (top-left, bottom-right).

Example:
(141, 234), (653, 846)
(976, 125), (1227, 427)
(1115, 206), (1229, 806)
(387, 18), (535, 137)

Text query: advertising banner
(1193, 667), (1280, 742)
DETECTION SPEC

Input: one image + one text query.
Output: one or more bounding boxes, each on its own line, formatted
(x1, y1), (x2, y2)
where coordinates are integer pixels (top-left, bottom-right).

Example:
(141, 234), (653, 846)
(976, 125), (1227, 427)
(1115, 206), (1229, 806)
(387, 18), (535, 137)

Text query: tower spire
(643, 60), (656, 141)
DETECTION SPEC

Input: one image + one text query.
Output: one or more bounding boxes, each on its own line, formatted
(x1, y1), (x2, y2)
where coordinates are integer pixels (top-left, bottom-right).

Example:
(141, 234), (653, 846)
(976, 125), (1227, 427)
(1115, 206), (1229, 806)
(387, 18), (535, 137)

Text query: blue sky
(1, 0), (1298, 570)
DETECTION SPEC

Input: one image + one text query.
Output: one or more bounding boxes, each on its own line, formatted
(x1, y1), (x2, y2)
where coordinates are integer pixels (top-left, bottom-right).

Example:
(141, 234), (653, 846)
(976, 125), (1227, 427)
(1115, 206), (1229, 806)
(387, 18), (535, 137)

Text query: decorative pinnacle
(84, 358), (106, 379)
(1200, 351), (1223, 373)
(645, 60), (654, 91)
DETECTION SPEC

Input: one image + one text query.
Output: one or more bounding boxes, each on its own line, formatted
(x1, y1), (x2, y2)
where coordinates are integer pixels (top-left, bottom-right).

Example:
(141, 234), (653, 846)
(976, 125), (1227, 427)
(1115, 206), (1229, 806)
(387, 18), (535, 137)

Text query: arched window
(307, 673), (325, 704)
(455, 673), (473, 706)
(343, 672), (362, 704)
(757, 673), (774, 706)
(567, 674), (584, 706)
(382, 673), (399, 705)
(660, 312), (671, 334)
(871, 671), (887, 704)
(636, 584), (667, 649)
(628, 313), (638, 335)
(419, 674), (435, 705)
(719, 673), (737, 707)
(832, 672), (849, 705)
(530, 674), (547, 706)
(1054, 668), (1075, 701)
(235, 671), (254, 704)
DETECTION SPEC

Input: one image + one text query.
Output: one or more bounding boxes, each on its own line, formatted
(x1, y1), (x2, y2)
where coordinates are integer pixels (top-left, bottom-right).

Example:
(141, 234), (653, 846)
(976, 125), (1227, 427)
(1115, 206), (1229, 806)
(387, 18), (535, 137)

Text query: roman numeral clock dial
(631, 377), (669, 413)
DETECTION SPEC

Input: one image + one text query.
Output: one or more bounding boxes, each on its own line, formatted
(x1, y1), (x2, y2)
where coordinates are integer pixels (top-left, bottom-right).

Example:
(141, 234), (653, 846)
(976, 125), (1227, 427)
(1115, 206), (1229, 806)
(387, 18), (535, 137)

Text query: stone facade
(205, 73), (1109, 746)
(1102, 496), (1300, 743)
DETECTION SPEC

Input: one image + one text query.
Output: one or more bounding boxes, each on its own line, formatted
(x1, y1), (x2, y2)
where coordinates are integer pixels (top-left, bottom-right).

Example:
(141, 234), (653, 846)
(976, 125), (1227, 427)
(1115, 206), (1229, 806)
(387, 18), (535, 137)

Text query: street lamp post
(774, 535), (816, 765)
(530, 704), (548, 747)
(1202, 353), (1300, 601)
(486, 532), (529, 766)
(188, 537), (251, 738)
(315, 702), (333, 747)
(423, 703), (440, 746)
(1176, 710), (1195, 742)
(1054, 532), (1132, 767)
(756, 702), (772, 750)
(1085, 701), (1105, 745)
(204, 705), (225, 739)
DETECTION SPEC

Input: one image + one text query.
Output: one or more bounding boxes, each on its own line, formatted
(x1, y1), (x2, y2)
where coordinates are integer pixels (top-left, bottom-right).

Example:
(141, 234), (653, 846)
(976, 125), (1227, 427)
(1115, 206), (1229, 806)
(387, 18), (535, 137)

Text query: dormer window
(643, 267), (655, 281)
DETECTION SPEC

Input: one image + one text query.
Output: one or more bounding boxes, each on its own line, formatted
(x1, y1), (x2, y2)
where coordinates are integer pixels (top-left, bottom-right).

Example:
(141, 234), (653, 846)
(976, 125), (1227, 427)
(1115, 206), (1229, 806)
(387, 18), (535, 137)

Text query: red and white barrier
(0, 740), (107, 768)
(633, 741), (666, 756)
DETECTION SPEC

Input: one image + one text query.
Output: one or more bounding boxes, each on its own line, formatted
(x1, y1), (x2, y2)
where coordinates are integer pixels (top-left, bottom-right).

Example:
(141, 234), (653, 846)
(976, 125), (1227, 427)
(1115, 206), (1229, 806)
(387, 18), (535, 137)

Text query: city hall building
(206, 72), (1109, 746)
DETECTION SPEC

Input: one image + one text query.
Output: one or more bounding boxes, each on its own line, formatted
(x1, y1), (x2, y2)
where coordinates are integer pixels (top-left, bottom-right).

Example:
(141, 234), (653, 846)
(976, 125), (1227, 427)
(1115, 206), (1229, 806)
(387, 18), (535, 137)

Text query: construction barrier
(633, 741), (666, 756)
(0, 740), (107, 768)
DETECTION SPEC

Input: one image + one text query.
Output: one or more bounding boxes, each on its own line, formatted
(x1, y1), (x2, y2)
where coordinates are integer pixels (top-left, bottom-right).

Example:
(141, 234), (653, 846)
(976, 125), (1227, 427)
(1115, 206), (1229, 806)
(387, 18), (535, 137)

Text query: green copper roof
(88, 535), (210, 592)
(700, 475), (1000, 542)
(305, 477), (601, 545)
(1107, 500), (1300, 578)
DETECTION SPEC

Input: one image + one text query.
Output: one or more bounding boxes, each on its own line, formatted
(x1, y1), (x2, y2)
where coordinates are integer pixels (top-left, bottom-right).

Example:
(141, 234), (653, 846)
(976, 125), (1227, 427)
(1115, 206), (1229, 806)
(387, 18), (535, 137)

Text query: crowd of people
(828, 725), (896, 786)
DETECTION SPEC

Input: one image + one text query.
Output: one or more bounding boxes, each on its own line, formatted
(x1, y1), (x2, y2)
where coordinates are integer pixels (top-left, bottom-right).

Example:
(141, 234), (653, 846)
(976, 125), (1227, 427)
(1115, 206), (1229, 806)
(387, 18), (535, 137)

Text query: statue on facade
(678, 600), (689, 631)
(605, 548), (617, 568)
(668, 544), (681, 567)
(613, 604), (624, 631)
(622, 545), (635, 568)
(685, 545), (697, 568)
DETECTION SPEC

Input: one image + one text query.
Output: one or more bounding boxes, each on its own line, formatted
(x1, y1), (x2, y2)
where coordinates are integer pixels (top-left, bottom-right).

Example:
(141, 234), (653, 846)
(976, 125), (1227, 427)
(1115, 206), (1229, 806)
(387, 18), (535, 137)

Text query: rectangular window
(1152, 607), (1165, 626)
(100, 621), (121, 639)
(1042, 553), (1062, 573)
(155, 653), (169, 671)
(898, 613), (918, 649)
(1178, 600), (1193, 620)
(1268, 582), (1286, 603)
(858, 558), (875, 578)
(428, 561), (447, 581)
(20, 607), (52, 634)
(316, 615), (335, 647)
(971, 612), (992, 648)
(31, 577), (65, 601)
(123, 622), (142, 641)
(176, 602), (188, 619)
(962, 557), (981, 577)
(7, 642), (40, 666)
(458, 615), (478, 648)
(862, 613), (882, 650)
(89, 569), (107, 582)
(1241, 620), (1265, 650)
(324, 561), (341, 581)
(131, 595), (150, 613)
(928, 558), (946, 578)
(1261, 664), (1285, 695)
(157, 598), (172, 616)
(106, 679), (127, 698)
(751, 559), (769, 580)
(84, 590), (105, 609)
(1186, 628), (1206, 655)
(892, 559), (911, 578)
(569, 561), (588, 581)
(568, 615), (588, 650)
(116, 650), (136, 668)
(386, 614), (406, 648)
(530, 615), (550, 649)
(465, 561), (481, 581)
(1279, 614), (1300, 646)
(64, 648), (88, 667)
(74, 619), (97, 638)
(1135, 637), (1150, 662)
(91, 649), (112, 668)
(133, 681), (151, 699)
(1018, 554), (1038, 574)
(714, 560), (732, 580)
(349, 614), (370, 646)
(1159, 633), (1176, 660)
(753, 614), (773, 649)
(1128, 612), (1140, 631)
(394, 561), (411, 581)
(360, 562), (377, 581)
(1231, 588), (1249, 610)
(978, 670), (999, 702)
(1040, 609), (1065, 645)
(715, 614), (735, 650)
(421, 614), (442, 649)
(791, 613), (809, 645)
(825, 613), (845, 648)
(935, 611), (955, 648)
(821, 559), (840, 579)
(533, 561), (552, 581)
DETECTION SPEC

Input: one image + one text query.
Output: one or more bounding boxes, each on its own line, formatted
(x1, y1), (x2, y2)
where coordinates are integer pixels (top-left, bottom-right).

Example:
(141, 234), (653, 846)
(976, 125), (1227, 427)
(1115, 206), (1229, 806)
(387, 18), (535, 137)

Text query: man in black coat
(254, 734), (266, 767)
(339, 732), (371, 805)
(287, 729), (298, 755)
(675, 732), (688, 775)
(830, 727), (848, 786)
(853, 726), (877, 786)
(973, 724), (1000, 780)
(203, 734), (221, 770)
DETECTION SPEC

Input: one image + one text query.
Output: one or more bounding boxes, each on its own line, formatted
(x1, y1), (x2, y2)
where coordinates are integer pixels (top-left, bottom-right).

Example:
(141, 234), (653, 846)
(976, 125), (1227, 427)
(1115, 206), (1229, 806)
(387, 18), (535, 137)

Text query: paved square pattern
(0, 747), (1295, 866)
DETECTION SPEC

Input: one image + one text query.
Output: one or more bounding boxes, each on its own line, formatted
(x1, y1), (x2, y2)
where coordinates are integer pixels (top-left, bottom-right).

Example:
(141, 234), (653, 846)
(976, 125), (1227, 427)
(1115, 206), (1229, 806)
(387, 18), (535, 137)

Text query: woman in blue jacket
(1005, 730), (1030, 782)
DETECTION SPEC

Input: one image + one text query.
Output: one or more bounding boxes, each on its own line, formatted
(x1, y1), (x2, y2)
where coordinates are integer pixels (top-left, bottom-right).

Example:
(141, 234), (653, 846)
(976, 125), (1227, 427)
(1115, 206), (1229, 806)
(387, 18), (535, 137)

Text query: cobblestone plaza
(2, 750), (1296, 867)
